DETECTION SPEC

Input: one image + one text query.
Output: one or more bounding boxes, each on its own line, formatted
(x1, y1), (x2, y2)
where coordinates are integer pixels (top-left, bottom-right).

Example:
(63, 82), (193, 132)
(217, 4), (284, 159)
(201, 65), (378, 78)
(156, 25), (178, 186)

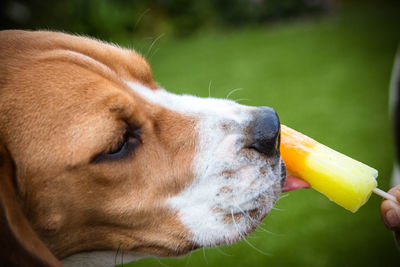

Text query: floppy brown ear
(0, 146), (62, 267)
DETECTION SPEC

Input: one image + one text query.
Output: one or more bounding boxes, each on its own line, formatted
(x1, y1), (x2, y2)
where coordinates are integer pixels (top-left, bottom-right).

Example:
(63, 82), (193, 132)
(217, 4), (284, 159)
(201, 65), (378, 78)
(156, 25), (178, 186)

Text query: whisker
(185, 252), (192, 267)
(258, 221), (284, 236)
(254, 227), (272, 235)
(234, 98), (250, 103)
(233, 203), (280, 236)
(233, 203), (256, 224)
(226, 88), (243, 99)
(271, 206), (285, 211)
(255, 224), (281, 236)
(146, 33), (165, 58)
(230, 209), (271, 256)
(156, 259), (170, 267)
(115, 243), (121, 266)
(215, 246), (233, 257)
(208, 80), (212, 97)
(202, 248), (209, 265)
(241, 234), (272, 256)
(148, 47), (160, 62)
(278, 193), (290, 200)
(134, 8), (150, 29)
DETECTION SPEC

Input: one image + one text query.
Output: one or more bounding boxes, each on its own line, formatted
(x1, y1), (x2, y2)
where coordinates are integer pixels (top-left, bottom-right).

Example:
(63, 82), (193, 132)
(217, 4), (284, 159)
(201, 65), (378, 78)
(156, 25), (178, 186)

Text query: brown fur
(0, 30), (198, 265)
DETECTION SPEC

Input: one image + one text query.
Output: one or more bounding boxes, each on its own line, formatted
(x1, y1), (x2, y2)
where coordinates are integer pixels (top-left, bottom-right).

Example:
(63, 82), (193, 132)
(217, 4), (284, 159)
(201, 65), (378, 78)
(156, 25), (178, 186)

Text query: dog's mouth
(219, 157), (310, 242)
(167, 151), (311, 254)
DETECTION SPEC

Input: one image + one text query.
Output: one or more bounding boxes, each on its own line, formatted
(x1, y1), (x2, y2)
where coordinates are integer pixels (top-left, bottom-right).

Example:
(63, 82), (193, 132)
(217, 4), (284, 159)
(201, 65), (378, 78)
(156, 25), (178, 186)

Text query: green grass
(120, 3), (400, 267)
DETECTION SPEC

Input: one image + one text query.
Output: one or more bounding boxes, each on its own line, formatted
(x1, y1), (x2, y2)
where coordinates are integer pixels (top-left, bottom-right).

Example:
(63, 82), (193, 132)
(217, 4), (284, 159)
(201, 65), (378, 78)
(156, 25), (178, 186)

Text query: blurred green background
(1, 0), (399, 266)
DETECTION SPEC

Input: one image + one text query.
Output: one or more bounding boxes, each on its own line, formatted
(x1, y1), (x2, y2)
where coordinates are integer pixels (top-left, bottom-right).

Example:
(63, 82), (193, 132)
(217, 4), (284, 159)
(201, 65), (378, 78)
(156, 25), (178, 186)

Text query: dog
(0, 30), (304, 266)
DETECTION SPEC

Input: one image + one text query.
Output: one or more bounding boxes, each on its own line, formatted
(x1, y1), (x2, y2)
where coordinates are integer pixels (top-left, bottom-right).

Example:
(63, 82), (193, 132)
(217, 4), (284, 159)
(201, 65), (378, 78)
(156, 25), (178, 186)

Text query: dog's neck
(62, 251), (144, 267)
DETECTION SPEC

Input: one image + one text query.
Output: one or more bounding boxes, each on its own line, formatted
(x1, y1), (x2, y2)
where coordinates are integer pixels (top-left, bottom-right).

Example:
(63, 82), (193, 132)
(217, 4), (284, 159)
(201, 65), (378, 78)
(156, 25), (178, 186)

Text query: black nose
(250, 107), (280, 156)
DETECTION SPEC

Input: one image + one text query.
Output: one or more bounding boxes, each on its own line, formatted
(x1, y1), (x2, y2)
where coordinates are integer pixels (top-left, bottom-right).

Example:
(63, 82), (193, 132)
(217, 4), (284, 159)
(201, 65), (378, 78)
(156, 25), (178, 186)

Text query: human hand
(380, 185), (400, 245)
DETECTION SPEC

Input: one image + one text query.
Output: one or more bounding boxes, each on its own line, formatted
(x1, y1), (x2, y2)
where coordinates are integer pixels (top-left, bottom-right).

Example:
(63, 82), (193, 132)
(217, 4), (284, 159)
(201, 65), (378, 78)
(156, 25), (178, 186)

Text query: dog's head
(0, 30), (285, 265)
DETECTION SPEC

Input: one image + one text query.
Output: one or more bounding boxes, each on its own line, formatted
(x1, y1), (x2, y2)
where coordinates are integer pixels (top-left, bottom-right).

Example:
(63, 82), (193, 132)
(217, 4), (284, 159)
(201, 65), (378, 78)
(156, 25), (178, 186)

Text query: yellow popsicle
(280, 125), (379, 213)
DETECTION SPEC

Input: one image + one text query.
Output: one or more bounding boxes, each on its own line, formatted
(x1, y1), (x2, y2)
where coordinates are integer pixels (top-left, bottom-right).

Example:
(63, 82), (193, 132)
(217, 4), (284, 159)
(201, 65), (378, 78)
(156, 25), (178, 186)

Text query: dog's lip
(282, 174), (310, 192)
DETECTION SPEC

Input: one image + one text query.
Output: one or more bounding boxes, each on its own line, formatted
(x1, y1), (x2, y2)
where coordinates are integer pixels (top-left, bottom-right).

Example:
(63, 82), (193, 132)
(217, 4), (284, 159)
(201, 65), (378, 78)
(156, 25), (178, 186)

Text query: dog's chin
(217, 158), (286, 246)
(204, 162), (285, 249)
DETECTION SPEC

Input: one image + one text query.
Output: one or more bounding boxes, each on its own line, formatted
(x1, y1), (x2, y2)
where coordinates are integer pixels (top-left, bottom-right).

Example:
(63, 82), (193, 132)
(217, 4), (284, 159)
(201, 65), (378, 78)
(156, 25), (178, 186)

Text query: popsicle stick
(373, 187), (398, 203)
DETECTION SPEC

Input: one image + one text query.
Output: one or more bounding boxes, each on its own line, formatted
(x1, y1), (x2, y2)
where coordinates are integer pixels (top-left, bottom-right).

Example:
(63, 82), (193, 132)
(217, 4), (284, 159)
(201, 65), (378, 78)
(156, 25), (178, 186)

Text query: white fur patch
(127, 82), (285, 247)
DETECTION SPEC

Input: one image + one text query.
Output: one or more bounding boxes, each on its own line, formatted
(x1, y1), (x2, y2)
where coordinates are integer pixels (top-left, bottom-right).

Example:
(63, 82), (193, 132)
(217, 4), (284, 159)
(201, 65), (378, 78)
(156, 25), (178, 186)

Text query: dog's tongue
(282, 174), (310, 192)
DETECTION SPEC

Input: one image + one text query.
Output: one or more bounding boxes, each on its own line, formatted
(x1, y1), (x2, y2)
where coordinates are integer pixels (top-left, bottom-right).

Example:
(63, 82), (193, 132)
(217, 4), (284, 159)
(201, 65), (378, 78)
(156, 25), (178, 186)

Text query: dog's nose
(250, 107), (280, 156)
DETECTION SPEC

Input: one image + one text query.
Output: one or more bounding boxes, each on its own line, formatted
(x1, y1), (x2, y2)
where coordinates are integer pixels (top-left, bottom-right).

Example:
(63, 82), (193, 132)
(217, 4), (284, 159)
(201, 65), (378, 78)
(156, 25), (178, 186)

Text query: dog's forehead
(0, 31), (160, 129)
(1, 30), (158, 90)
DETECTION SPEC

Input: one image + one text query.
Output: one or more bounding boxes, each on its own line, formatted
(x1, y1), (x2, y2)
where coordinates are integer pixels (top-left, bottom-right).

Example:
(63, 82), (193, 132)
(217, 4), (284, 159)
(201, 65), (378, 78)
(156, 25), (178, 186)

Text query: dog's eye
(93, 126), (141, 163)
(108, 132), (128, 155)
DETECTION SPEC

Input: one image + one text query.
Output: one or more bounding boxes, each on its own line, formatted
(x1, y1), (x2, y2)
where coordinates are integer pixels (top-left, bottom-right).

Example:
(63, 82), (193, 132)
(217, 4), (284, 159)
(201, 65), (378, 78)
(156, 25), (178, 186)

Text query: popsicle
(280, 124), (396, 212)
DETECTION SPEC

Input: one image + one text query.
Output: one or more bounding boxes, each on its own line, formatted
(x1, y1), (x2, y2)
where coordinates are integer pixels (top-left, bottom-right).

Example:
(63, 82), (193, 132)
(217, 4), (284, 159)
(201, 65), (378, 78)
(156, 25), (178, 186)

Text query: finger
(387, 185), (400, 196)
(396, 188), (400, 203)
(387, 185), (400, 203)
(380, 199), (400, 231)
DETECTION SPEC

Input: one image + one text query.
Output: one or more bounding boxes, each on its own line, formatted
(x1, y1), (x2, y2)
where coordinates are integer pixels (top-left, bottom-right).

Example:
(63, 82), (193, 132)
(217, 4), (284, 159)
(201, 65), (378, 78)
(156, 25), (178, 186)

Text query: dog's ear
(0, 146), (61, 267)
